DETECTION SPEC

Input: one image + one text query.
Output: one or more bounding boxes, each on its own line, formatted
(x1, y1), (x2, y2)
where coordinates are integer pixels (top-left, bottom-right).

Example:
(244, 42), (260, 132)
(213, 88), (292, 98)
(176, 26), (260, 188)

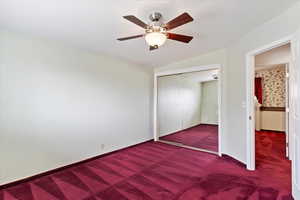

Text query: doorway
(246, 38), (292, 171)
(153, 65), (222, 155)
(255, 45), (290, 153)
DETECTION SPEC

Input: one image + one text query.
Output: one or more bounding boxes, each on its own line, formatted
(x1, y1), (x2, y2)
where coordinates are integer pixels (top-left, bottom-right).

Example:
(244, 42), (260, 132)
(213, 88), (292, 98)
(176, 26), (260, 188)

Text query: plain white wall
(157, 73), (203, 136)
(157, 74), (183, 136)
(260, 111), (285, 132)
(200, 80), (218, 125)
(0, 30), (153, 185)
(180, 74), (202, 130)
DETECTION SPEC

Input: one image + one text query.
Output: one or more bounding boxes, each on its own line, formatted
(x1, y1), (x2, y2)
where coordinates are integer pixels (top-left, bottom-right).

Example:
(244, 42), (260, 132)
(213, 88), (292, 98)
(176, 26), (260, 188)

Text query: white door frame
(285, 63), (290, 159)
(153, 64), (223, 156)
(245, 35), (293, 170)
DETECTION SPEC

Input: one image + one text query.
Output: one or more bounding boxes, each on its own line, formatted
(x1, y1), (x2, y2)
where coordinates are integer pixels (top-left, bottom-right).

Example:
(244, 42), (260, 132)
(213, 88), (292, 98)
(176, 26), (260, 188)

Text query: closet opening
(153, 65), (222, 155)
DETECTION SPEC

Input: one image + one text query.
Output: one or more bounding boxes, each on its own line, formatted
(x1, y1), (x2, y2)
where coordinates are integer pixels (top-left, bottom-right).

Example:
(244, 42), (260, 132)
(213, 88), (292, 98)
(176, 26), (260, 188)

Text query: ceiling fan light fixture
(117, 12), (194, 50)
(145, 32), (167, 47)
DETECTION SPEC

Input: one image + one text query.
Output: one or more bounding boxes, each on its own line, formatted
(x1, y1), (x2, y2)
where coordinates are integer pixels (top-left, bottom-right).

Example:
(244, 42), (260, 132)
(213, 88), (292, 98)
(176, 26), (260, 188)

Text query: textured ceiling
(0, 0), (298, 67)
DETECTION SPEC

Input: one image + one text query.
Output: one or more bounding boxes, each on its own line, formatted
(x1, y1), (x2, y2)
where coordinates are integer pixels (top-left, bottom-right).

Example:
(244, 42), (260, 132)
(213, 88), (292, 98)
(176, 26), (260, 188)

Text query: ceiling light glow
(145, 32), (167, 47)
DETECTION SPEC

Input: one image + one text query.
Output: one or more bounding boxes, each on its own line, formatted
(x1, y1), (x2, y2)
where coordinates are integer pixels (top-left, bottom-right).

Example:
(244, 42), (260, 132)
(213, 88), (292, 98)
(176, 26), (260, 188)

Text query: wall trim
(260, 107), (286, 111)
(260, 129), (285, 133)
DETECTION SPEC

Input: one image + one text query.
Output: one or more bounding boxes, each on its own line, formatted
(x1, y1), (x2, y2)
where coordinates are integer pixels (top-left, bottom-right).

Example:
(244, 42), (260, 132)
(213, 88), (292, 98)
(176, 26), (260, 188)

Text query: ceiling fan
(117, 12), (194, 51)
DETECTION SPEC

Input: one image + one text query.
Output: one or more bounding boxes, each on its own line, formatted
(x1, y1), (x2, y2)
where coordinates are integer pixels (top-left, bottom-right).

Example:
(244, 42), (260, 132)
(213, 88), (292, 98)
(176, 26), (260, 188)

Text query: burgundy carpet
(0, 131), (292, 200)
(161, 124), (218, 152)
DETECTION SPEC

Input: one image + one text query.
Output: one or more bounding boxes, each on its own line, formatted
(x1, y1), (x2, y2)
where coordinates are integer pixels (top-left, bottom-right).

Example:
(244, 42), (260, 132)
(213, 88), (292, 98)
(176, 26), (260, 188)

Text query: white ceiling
(0, 0), (298, 67)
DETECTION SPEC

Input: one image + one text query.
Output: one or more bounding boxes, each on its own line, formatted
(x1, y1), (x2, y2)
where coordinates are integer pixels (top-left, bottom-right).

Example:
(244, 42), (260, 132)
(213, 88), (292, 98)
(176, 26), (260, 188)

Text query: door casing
(245, 35), (293, 170)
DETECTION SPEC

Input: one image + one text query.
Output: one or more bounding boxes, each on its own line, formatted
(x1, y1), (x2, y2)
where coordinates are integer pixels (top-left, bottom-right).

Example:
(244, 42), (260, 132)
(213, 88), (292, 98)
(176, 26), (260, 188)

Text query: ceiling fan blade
(165, 12), (193, 30)
(149, 45), (159, 51)
(123, 15), (148, 29)
(167, 33), (193, 43)
(117, 34), (144, 41)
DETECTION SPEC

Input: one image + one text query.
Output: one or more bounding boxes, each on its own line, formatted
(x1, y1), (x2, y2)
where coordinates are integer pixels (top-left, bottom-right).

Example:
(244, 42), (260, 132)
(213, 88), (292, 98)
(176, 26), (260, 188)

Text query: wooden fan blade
(165, 13), (193, 30)
(149, 45), (159, 51)
(117, 34), (144, 41)
(123, 15), (148, 29)
(168, 33), (193, 43)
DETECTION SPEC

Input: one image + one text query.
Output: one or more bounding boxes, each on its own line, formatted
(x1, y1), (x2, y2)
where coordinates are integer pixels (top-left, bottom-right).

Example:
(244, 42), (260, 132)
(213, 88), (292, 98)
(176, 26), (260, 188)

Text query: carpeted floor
(0, 131), (292, 200)
(161, 124), (218, 152)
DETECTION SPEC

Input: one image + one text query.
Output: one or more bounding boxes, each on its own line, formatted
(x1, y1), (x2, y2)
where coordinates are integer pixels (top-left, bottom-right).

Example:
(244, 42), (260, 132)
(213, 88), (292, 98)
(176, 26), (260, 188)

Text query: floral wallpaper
(255, 65), (286, 107)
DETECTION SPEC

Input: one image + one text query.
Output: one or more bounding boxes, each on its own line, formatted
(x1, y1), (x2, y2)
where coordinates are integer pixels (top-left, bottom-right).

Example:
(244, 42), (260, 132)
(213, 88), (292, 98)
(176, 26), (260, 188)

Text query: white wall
(200, 80), (218, 125)
(181, 73), (203, 130)
(155, 1), (300, 164)
(260, 111), (285, 132)
(157, 73), (202, 136)
(157, 75), (183, 136)
(0, 31), (153, 185)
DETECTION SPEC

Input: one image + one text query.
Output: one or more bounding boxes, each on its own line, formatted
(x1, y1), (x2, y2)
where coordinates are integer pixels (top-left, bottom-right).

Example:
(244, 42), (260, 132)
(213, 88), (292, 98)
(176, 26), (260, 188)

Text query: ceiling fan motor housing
(149, 12), (162, 22)
(147, 12), (166, 34)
